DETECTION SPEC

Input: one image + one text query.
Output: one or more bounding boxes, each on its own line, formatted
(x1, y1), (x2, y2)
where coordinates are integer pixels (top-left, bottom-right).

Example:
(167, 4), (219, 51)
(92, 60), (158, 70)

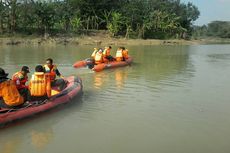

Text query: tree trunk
(0, 15), (3, 34)
(65, 18), (70, 32)
(125, 25), (131, 39)
(10, 0), (17, 33)
(0, 0), (3, 34)
(44, 26), (49, 39)
(7, 14), (11, 33)
(141, 24), (145, 39)
(125, 28), (129, 39)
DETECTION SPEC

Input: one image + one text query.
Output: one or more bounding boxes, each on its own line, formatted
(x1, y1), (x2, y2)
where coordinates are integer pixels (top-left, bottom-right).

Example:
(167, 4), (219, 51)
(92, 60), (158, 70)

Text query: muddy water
(0, 44), (230, 153)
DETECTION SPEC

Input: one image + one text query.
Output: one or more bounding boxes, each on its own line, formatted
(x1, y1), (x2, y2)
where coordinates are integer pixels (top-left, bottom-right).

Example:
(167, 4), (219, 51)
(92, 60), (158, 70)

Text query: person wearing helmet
(0, 67), (25, 108)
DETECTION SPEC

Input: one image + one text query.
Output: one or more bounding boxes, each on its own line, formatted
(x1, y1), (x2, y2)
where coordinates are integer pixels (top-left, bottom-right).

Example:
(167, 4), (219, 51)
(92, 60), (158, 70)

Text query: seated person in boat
(116, 47), (129, 62)
(29, 65), (51, 101)
(12, 66), (31, 102)
(123, 48), (129, 60)
(85, 48), (98, 69)
(103, 46), (115, 63)
(0, 67), (25, 108)
(94, 48), (104, 65)
(43, 58), (66, 91)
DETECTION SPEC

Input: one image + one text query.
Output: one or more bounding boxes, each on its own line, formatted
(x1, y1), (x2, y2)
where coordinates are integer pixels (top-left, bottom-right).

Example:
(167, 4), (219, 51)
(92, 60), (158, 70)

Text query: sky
(182, 0), (230, 25)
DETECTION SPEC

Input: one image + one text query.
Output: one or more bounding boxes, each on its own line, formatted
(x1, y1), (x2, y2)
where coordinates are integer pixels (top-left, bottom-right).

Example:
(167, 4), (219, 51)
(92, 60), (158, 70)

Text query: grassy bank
(1, 31), (230, 46)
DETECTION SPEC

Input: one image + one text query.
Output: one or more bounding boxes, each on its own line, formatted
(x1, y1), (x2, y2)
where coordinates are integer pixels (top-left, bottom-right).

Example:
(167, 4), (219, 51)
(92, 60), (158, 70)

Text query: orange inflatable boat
(72, 58), (93, 68)
(92, 57), (133, 72)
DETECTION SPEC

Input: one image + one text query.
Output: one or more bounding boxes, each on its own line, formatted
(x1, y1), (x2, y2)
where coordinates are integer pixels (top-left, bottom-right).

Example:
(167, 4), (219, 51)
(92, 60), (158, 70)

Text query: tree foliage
(0, 0), (200, 39)
(193, 21), (230, 38)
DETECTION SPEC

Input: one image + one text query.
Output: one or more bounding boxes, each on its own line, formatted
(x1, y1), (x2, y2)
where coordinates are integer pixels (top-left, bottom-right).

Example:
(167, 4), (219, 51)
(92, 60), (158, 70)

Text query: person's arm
(13, 77), (21, 89)
(0, 87), (3, 102)
(55, 69), (64, 78)
(45, 75), (51, 97)
(0, 86), (2, 97)
(55, 69), (61, 77)
(28, 81), (31, 90)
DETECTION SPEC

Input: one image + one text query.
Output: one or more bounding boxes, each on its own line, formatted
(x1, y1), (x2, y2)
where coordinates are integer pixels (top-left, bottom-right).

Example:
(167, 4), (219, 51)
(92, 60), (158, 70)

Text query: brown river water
(0, 44), (230, 153)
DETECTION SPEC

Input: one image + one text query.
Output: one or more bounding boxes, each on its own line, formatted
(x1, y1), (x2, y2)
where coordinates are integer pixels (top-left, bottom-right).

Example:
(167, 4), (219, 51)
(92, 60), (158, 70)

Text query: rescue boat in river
(0, 76), (83, 126)
(73, 57), (133, 72)
(72, 58), (93, 68)
(92, 57), (133, 72)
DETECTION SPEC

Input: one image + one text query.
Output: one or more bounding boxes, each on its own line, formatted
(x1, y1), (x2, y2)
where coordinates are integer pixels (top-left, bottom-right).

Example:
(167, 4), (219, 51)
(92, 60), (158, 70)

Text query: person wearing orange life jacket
(94, 48), (104, 65)
(12, 66), (31, 101)
(115, 47), (124, 62)
(103, 46), (115, 63)
(43, 58), (66, 91)
(122, 48), (129, 60)
(116, 47), (129, 62)
(29, 65), (51, 101)
(12, 66), (30, 89)
(85, 48), (98, 69)
(0, 67), (25, 108)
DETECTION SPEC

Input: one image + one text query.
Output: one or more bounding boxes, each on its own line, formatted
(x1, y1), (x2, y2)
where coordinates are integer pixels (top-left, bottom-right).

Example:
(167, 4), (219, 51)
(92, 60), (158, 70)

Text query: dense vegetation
(193, 21), (230, 38)
(0, 0), (200, 39)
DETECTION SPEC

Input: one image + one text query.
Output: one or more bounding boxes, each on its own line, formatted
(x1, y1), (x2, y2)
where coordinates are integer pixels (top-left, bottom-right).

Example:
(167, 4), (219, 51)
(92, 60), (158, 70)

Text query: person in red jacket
(12, 66), (31, 101)
(12, 66), (30, 89)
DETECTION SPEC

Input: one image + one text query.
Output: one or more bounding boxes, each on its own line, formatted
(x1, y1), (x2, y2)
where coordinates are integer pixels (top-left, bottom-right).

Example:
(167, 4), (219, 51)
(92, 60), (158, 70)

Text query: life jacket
(116, 49), (124, 62)
(123, 49), (129, 60)
(0, 80), (24, 107)
(43, 64), (57, 81)
(29, 72), (51, 97)
(95, 51), (103, 64)
(12, 71), (28, 89)
(103, 48), (111, 63)
(91, 49), (98, 58)
(103, 48), (111, 57)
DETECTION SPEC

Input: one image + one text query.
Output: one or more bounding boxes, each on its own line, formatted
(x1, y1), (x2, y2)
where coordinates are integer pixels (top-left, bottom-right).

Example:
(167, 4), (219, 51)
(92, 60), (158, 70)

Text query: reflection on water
(1, 45), (230, 153)
(92, 68), (128, 90)
(93, 72), (106, 89)
(0, 127), (53, 152)
(208, 53), (230, 60)
(1, 138), (20, 153)
(30, 128), (53, 151)
(128, 45), (191, 81)
(114, 69), (128, 89)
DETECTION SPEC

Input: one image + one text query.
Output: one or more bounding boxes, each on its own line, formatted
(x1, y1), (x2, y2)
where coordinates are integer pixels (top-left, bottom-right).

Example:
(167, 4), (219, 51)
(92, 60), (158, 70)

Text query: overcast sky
(182, 0), (230, 25)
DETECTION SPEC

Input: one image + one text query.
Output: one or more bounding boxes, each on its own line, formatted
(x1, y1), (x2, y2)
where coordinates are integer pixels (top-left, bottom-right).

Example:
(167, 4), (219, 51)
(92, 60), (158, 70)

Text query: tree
(207, 21), (230, 38)
(0, 0), (6, 33)
(0, 0), (201, 39)
(70, 15), (82, 32)
(34, 2), (56, 35)
(107, 12), (124, 37)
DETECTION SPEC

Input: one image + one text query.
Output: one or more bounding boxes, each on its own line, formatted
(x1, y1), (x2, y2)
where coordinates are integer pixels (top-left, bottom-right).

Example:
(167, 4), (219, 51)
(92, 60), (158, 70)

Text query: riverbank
(1, 32), (230, 46)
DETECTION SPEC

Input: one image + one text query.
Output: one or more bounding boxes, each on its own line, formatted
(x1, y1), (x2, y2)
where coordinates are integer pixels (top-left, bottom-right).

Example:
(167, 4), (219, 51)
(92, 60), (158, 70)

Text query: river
(0, 44), (230, 153)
